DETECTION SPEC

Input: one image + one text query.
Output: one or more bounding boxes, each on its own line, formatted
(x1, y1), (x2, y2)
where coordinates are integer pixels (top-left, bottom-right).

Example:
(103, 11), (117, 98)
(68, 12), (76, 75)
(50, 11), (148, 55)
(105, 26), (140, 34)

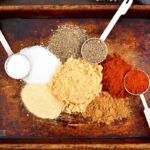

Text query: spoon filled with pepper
(124, 70), (150, 127)
(81, 0), (133, 64)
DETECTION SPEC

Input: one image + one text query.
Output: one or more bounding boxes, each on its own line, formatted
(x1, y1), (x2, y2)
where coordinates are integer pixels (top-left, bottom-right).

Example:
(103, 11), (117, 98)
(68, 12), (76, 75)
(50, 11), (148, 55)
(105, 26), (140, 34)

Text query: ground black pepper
(81, 38), (107, 64)
(48, 24), (88, 62)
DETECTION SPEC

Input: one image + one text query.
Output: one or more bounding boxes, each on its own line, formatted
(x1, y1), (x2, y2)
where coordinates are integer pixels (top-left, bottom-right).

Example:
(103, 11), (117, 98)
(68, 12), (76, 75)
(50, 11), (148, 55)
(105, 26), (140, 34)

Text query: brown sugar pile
(49, 58), (103, 110)
(83, 92), (131, 125)
(48, 24), (88, 62)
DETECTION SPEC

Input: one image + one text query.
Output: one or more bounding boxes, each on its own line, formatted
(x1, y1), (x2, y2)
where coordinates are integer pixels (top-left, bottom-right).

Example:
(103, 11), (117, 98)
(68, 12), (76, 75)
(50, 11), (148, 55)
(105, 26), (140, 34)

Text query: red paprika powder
(102, 54), (132, 98)
(124, 70), (149, 95)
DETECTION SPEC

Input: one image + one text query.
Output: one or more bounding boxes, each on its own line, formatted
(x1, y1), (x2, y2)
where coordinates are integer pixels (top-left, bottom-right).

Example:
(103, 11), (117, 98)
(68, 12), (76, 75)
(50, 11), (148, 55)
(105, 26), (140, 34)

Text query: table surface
(0, 0), (139, 5)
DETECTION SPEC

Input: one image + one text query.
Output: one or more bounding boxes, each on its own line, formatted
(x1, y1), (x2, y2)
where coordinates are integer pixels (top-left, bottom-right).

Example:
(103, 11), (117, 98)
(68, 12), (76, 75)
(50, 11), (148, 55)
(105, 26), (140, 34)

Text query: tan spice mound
(48, 24), (88, 62)
(21, 84), (62, 119)
(83, 92), (131, 125)
(63, 97), (92, 114)
(49, 58), (103, 107)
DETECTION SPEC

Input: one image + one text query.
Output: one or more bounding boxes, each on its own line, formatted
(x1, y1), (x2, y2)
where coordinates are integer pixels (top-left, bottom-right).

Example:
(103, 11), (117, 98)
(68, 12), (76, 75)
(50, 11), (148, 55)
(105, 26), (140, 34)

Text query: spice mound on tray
(83, 92), (131, 125)
(20, 45), (60, 83)
(48, 25), (88, 62)
(21, 84), (62, 119)
(102, 54), (132, 98)
(49, 57), (103, 111)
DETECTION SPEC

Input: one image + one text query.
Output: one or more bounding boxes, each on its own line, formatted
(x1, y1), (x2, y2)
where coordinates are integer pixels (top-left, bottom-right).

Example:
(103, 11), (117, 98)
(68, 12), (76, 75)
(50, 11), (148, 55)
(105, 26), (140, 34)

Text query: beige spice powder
(21, 84), (62, 119)
(83, 92), (131, 125)
(48, 24), (88, 62)
(49, 58), (103, 111)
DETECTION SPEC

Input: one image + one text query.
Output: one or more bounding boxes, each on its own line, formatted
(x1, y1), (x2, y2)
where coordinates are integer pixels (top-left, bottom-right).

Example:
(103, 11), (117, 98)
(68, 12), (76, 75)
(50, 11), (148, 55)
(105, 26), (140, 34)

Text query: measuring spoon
(124, 70), (150, 127)
(0, 30), (31, 79)
(81, 0), (133, 64)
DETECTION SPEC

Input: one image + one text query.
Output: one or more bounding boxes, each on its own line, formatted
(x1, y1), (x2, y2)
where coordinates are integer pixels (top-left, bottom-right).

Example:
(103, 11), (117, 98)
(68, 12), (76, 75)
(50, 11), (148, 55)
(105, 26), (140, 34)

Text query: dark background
(0, 0), (149, 5)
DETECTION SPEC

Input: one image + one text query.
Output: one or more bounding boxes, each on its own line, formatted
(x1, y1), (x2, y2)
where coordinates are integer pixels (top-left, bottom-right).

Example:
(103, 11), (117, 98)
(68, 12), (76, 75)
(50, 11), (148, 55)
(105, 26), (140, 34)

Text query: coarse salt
(20, 45), (60, 83)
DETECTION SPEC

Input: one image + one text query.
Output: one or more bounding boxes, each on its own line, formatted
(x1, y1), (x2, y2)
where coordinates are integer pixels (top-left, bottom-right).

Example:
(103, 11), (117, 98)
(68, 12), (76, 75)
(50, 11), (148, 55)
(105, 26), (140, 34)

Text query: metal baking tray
(0, 5), (150, 147)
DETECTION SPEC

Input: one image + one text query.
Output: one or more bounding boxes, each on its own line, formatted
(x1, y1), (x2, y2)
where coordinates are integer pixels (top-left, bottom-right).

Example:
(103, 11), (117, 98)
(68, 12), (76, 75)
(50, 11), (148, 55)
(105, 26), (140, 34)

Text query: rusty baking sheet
(0, 5), (150, 143)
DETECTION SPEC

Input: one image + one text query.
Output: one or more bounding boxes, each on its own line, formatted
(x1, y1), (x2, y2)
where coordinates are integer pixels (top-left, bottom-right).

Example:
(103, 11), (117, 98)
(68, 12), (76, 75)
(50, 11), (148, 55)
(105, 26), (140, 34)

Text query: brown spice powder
(83, 92), (131, 125)
(48, 24), (88, 62)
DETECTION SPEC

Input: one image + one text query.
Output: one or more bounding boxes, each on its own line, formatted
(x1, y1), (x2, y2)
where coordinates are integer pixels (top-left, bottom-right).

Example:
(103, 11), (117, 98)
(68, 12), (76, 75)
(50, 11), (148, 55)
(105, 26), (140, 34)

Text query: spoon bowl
(124, 70), (150, 128)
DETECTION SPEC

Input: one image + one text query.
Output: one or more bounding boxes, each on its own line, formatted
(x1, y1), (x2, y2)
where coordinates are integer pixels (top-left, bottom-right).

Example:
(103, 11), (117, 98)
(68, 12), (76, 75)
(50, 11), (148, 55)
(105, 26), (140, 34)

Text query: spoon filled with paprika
(81, 0), (133, 64)
(124, 70), (150, 127)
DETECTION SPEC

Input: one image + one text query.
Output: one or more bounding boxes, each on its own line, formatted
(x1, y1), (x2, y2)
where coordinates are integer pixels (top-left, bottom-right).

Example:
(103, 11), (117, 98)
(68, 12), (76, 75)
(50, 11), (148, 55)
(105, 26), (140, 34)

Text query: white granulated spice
(21, 84), (62, 119)
(5, 54), (30, 79)
(20, 45), (60, 83)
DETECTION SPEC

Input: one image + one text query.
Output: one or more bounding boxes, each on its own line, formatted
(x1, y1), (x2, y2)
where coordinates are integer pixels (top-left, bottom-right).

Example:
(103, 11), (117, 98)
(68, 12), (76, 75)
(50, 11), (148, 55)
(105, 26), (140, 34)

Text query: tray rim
(0, 5), (150, 18)
(0, 5), (150, 11)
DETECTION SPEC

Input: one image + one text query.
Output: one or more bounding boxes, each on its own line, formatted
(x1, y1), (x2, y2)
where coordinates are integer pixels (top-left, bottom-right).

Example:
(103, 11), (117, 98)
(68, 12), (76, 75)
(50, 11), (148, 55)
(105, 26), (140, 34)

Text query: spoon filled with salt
(0, 30), (31, 79)
(124, 70), (150, 127)
(81, 0), (133, 64)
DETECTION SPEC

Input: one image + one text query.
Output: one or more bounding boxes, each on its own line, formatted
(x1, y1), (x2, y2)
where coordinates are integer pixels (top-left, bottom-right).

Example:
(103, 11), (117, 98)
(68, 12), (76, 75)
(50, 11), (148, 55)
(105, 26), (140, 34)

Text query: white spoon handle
(140, 94), (148, 109)
(0, 30), (13, 56)
(100, 0), (133, 41)
(144, 108), (150, 128)
(140, 94), (150, 128)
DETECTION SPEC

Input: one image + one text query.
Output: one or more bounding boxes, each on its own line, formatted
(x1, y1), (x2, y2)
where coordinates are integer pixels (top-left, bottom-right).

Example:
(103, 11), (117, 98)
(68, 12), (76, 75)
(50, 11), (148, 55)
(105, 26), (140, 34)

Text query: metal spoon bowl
(124, 70), (150, 128)
(0, 30), (31, 80)
(124, 70), (150, 96)
(81, 38), (108, 64)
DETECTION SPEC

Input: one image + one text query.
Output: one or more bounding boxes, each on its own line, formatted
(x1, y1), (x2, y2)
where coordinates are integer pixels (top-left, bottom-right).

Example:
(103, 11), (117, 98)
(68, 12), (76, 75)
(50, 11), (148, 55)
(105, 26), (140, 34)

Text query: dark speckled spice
(81, 38), (107, 64)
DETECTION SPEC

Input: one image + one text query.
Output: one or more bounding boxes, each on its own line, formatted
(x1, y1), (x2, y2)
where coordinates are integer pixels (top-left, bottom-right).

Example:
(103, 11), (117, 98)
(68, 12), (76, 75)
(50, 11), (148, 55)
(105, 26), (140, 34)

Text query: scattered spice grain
(49, 57), (103, 105)
(81, 38), (107, 64)
(48, 25), (88, 62)
(83, 92), (131, 125)
(102, 54), (132, 98)
(124, 70), (149, 94)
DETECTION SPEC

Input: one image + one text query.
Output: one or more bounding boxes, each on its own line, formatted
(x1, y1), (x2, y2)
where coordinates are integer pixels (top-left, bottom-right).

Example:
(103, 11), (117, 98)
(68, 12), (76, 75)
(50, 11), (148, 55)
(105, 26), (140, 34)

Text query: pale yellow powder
(49, 58), (103, 111)
(63, 98), (92, 114)
(21, 84), (62, 119)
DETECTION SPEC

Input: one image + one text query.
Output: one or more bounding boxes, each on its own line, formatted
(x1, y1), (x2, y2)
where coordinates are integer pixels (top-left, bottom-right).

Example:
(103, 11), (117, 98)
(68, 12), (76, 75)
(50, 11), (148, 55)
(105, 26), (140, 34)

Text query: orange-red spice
(102, 55), (132, 98)
(124, 70), (149, 94)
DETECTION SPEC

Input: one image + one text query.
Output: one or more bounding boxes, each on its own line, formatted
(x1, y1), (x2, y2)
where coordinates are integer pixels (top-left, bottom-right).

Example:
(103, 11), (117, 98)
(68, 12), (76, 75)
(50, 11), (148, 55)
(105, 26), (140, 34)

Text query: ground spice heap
(102, 54), (132, 98)
(20, 45), (60, 83)
(81, 39), (107, 64)
(83, 92), (131, 125)
(48, 25), (88, 62)
(21, 84), (62, 119)
(124, 70), (149, 94)
(49, 58), (103, 113)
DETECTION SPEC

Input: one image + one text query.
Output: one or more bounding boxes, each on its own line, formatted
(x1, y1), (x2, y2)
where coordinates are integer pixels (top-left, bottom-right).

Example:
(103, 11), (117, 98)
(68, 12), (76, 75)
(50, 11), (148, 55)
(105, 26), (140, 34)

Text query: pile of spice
(20, 45), (60, 83)
(63, 97), (92, 114)
(21, 84), (62, 119)
(124, 70), (149, 94)
(81, 39), (107, 64)
(48, 24), (88, 62)
(102, 54), (132, 98)
(49, 57), (103, 113)
(83, 92), (131, 125)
